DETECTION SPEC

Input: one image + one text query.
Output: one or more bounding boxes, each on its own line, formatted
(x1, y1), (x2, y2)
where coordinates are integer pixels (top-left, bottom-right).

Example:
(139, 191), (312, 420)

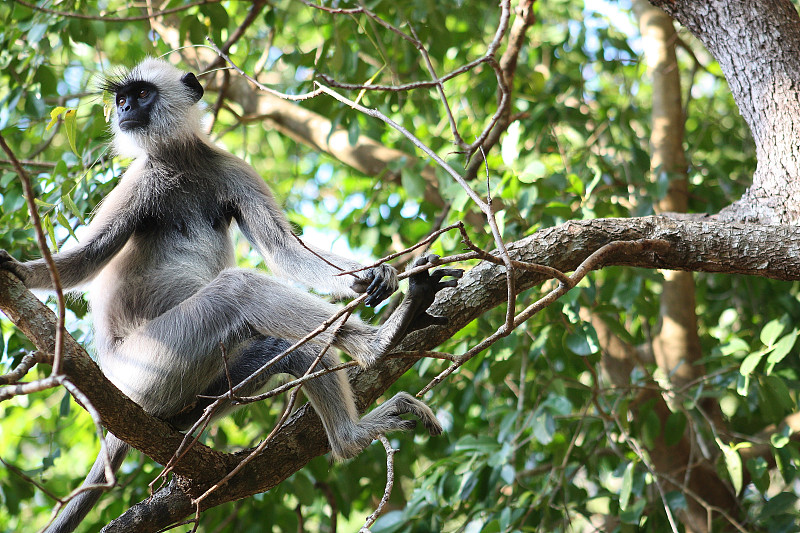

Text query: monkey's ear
(181, 73), (204, 103)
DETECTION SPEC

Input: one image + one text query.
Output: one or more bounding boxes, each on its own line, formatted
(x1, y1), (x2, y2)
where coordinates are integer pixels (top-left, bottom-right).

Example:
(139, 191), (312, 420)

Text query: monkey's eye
(138, 89), (149, 99)
(117, 96), (126, 107)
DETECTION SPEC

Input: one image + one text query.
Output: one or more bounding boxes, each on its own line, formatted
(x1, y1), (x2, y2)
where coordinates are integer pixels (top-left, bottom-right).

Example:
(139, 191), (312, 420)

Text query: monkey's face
(115, 82), (158, 132)
(105, 58), (207, 158)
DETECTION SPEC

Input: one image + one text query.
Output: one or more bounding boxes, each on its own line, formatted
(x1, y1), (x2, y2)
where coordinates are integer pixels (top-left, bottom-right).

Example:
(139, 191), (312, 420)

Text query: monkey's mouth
(119, 119), (147, 131)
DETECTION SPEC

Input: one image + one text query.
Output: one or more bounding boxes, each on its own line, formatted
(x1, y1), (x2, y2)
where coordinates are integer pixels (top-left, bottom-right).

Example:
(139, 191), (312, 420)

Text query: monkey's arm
(0, 182), (138, 290)
(233, 171), (398, 305)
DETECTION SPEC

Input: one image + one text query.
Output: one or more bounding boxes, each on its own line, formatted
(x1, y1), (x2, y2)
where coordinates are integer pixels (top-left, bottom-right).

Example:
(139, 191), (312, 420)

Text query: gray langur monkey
(0, 58), (462, 533)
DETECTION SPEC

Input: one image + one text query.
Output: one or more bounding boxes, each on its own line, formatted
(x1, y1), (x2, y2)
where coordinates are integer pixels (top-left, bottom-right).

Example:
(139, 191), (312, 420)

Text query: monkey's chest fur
(91, 154), (238, 350)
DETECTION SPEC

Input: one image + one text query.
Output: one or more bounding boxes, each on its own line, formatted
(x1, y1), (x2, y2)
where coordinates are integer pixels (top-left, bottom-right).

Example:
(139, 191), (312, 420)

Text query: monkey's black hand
(0, 250), (29, 284)
(352, 263), (399, 307)
(404, 254), (463, 332)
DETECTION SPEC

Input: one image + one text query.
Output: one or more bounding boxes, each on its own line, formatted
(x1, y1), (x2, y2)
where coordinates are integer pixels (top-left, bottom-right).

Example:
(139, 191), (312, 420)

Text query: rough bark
(651, 0), (800, 224)
(3, 216), (800, 531)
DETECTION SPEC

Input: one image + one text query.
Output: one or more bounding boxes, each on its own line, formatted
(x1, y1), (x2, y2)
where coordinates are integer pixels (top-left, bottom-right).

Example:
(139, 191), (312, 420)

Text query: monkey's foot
(404, 254), (463, 333)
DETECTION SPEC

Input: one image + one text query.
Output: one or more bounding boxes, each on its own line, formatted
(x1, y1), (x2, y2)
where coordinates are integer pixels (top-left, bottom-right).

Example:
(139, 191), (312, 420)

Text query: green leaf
(719, 442), (743, 495)
(42, 215), (56, 250)
(747, 457), (770, 493)
(771, 432), (790, 449)
(619, 460), (635, 511)
(640, 407), (661, 449)
(740, 351), (763, 376)
(59, 390), (71, 417)
(401, 171), (427, 200)
(34, 198), (55, 208)
(47, 106), (66, 131)
(765, 329), (797, 374)
(56, 211), (78, 242)
(532, 409), (555, 445)
(518, 160), (546, 183)
(64, 108), (79, 156)
(565, 329), (597, 356)
(61, 191), (85, 225)
(372, 511), (408, 533)
(760, 319), (785, 346)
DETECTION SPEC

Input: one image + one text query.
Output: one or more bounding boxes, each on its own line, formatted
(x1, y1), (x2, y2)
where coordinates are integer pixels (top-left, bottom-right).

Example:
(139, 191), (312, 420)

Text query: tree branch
(3, 215), (798, 531)
(93, 214), (800, 531)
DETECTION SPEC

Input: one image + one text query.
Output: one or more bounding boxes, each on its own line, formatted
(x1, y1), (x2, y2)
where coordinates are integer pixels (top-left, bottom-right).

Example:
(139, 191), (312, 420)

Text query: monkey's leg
(43, 433), (130, 533)
(101, 268), (381, 416)
(222, 338), (441, 460)
(105, 261), (459, 418)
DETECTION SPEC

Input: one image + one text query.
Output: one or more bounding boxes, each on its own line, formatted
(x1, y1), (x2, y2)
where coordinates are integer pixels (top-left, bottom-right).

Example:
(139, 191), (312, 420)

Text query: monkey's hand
(404, 254), (463, 333)
(351, 263), (398, 307)
(377, 255), (463, 353)
(0, 250), (30, 285)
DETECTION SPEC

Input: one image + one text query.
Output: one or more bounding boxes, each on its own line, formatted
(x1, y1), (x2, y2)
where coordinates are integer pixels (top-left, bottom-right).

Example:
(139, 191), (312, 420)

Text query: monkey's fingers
(430, 268), (463, 281)
(411, 253), (440, 269)
(362, 265), (399, 306)
(423, 417), (444, 436)
(0, 251), (28, 283)
(436, 280), (460, 290)
(409, 312), (448, 332)
(364, 285), (392, 307)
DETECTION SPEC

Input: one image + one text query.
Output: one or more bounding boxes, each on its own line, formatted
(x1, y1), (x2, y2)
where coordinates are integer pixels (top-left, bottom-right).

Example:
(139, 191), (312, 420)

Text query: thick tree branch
(87, 215), (800, 530)
(0, 272), (224, 480)
(3, 216), (798, 531)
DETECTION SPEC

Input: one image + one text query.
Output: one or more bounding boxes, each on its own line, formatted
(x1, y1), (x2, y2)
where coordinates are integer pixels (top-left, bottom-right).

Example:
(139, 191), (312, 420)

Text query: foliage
(2, 1), (798, 532)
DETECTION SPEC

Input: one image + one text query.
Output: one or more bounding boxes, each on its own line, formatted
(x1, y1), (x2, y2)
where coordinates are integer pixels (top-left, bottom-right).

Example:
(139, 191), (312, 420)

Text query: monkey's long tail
(43, 433), (130, 533)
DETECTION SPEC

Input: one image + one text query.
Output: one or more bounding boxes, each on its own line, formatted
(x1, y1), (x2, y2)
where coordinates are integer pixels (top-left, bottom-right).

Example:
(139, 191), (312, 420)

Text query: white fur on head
(106, 58), (206, 159)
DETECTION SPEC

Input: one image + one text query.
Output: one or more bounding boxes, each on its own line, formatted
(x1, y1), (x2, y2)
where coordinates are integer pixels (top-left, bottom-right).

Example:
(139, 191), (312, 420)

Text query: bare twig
(359, 435), (396, 532)
(206, 38), (324, 101)
(0, 133), (67, 376)
(0, 351), (50, 385)
(0, 375), (62, 402)
(335, 222), (464, 277)
(0, 158), (57, 169)
(13, 0), (223, 22)
(418, 239), (669, 395)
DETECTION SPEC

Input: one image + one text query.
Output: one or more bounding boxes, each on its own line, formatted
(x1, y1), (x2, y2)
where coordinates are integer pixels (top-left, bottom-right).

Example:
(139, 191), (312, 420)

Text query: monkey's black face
(115, 81), (158, 132)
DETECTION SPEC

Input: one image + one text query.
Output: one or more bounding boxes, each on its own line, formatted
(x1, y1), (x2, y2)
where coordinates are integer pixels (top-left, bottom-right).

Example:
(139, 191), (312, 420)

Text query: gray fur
(0, 58), (459, 532)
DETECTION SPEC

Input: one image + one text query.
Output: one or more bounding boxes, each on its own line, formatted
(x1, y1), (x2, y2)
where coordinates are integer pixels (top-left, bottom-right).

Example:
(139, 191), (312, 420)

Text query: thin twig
(0, 351), (50, 385)
(13, 0), (223, 22)
(206, 38), (324, 101)
(335, 222), (464, 276)
(407, 23), (465, 148)
(418, 239), (669, 395)
(0, 158), (57, 168)
(359, 435), (396, 532)
(0, 375), (62, 402)
(0, 456), (60, 500)
(0, 134), (67, 375)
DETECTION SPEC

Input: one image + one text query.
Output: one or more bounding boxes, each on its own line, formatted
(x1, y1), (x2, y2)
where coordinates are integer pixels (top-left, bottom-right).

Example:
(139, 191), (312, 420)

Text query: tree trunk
(651, 0), (800, 224)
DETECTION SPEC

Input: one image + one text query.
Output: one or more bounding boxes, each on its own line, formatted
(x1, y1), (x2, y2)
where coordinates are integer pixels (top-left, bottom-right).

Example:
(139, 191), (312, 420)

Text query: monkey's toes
(423, 417), (443, 436)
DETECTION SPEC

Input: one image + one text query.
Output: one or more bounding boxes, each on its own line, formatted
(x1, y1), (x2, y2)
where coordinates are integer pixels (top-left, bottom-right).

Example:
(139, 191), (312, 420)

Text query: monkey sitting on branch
(0, 58), (462, 533)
